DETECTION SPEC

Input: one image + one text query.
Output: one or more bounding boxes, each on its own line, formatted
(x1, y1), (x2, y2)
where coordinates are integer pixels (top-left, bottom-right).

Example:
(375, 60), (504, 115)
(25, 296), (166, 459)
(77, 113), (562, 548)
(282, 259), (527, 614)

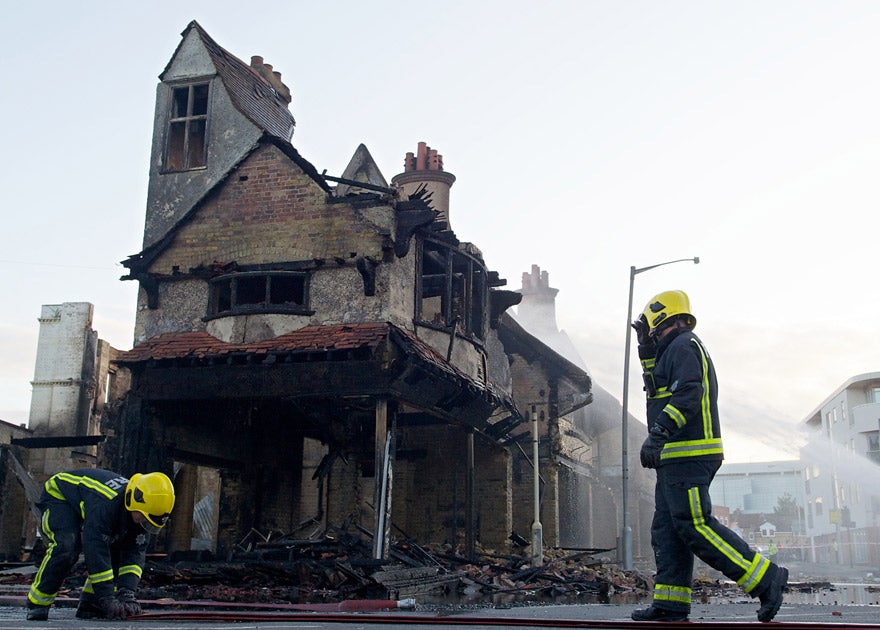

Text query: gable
(147, 143), (389, 275)
(336, 144), (389, 196)
(161, 27), (216, 82)
(144, 22), (298, 250)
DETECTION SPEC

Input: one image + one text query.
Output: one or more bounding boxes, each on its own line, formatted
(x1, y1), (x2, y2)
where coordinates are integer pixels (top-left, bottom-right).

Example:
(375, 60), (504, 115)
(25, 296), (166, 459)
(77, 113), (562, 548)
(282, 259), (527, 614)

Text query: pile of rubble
(1, 528), (654, 607)
(130, 530), (650, 606)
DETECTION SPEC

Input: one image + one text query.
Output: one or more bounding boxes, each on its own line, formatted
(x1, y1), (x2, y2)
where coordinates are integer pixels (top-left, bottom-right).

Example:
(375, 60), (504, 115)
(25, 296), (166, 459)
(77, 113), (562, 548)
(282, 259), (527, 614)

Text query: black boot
(25, 602), (49, 621)
(631, 605), (689, 622)
(75, 597), (103, 620)
(757, 566), (788, 622)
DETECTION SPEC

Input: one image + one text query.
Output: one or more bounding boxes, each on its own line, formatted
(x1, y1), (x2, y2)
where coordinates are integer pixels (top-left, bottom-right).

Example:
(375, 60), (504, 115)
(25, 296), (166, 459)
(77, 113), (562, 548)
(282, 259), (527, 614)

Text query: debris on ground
(1, 527), (647, 606)
(131, 531), (646, 605)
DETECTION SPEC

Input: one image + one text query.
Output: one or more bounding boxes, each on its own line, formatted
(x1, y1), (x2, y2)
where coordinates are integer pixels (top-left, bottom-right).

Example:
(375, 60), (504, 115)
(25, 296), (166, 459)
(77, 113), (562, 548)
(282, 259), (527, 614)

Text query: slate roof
(498, 313), (592, 390)
(163, 21), (295, 141)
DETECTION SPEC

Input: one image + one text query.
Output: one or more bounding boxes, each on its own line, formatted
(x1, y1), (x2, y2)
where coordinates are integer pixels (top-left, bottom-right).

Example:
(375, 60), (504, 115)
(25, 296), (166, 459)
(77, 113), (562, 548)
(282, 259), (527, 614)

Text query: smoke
(799, 435), (880, 489)
(720, 392), (807, 460)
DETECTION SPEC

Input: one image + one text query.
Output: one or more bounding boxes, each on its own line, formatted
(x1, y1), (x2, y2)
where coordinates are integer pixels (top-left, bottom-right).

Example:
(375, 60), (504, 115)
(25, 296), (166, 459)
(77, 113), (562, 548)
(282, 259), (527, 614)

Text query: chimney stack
(391, 142), (456, 230)
(250, 55), (292, 104)
(517, 265), (560, 334)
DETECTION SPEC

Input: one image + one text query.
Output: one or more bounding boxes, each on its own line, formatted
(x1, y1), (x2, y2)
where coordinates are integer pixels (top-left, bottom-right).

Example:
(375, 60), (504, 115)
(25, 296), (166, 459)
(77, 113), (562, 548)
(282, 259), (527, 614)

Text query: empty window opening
(170, 463), (221, 553)
(166, 83), (209, 171)
(208, 272), (309, 318)
(417, 238), (487, 339)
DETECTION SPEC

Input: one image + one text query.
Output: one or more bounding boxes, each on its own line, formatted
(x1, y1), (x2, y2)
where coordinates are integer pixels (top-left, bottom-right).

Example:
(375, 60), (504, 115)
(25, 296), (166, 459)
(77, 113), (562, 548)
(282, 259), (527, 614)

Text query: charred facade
(47, 22), (605, 562)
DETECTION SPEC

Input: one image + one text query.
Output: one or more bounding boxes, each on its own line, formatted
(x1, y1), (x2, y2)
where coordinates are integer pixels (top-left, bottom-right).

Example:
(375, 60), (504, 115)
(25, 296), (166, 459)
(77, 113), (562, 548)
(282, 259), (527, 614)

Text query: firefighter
(630, 290), (787, 623)
(26, 469), (175, 621)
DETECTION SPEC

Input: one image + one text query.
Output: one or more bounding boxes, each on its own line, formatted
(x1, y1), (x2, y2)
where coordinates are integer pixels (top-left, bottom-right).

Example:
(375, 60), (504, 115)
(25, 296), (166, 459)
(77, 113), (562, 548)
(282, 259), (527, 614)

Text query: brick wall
(393, 424), (512, 550)
(0, 420), (34, 560)
(149, 144), (387, 274)
(473, 435), (512, 547)
(300, 438), (326, 523)
(325, 453), (365, 529)
(137, 143), (416, 342)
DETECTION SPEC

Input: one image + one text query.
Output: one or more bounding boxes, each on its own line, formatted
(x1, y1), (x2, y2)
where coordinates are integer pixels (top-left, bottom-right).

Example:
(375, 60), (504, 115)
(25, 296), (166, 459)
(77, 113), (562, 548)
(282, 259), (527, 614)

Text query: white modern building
(801, 372), (880, 565)
(712, 460), (805, 519)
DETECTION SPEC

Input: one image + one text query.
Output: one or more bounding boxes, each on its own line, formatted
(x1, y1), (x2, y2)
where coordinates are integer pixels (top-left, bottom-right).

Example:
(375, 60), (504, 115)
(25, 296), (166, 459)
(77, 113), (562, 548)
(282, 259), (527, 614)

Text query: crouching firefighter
(630, 290), (787, 623)
(26, 469), (175, 621)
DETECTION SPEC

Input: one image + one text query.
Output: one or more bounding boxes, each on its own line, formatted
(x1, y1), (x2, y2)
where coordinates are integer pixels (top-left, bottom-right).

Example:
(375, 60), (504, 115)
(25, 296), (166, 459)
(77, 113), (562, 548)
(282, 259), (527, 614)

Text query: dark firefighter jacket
(646, 327), (724, 465)
(43, 469), (149, 596)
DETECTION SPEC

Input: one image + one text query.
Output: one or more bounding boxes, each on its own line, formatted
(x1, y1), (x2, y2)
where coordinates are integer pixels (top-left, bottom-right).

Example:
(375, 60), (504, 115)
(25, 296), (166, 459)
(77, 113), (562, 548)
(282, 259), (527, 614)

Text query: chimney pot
(392, 142), (456, 230)
(251, 55), (264, 67)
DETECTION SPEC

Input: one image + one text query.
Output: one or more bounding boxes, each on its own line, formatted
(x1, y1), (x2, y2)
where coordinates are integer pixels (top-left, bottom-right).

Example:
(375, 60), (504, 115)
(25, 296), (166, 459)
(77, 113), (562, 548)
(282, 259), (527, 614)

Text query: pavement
(1, 560), (879, 628)
(1, 600), (879, 628)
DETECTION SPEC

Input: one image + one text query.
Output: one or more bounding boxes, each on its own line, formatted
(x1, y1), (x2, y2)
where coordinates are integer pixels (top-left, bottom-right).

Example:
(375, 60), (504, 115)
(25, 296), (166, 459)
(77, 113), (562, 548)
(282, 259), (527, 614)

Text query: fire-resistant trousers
(28, 498), (83, 607)
(649, 460), (779, 613)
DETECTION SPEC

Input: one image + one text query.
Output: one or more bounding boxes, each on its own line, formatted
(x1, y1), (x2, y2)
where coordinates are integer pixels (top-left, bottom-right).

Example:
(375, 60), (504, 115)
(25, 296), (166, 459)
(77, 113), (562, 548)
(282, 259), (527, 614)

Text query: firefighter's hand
(116, 588), (142, 616)
(632, 315), (655, 359)
(640, 425), (671, 469)
(97, 594), (127, 620)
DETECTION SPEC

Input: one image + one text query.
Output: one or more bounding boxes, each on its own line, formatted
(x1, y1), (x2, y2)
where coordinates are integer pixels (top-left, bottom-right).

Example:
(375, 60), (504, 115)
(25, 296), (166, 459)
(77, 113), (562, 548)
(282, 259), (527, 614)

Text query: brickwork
(149, 144), (387, 275)
(325, 453), (366, 529)
(299, 438), (325, 522)
(473, 436), (512, 547)
(507, 352), (570, 548)
(254, 428), (304, 532)
(217, 470), (248, 555)
(393, 424), (512, 549)
(0, 420), (34, 560)
(511, 444), (559, 546)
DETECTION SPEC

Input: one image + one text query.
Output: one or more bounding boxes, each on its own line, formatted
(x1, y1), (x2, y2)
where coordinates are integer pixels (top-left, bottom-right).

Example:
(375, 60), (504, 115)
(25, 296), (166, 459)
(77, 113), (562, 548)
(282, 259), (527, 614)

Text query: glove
(632, 314), (656, 360)
(640, 424), (671, 469)
(633, 315), (658, 395)
(116, 588), (142, 617)
(97, 594), (127, 620)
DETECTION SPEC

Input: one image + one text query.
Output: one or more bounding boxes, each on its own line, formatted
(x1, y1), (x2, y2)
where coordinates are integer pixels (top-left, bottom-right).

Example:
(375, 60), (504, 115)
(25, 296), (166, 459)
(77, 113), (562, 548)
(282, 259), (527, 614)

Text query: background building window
(166, 82), (209, 171)
(868, 432), (880, 464)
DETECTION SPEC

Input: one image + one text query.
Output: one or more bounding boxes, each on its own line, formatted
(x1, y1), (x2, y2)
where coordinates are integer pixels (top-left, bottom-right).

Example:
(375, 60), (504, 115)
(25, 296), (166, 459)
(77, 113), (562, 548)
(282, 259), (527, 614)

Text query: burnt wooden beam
(166, 446), (245, 470)
(131, 362), (396, 401)
(394, 206), (437, 257)
(321, 173), (396, 195)
(12, 435), (105, 449)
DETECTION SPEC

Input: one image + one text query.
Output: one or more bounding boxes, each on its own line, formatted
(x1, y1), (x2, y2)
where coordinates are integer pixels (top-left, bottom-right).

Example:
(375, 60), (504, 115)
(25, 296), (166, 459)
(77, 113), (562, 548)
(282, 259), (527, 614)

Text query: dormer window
(165, 82), (209, 171)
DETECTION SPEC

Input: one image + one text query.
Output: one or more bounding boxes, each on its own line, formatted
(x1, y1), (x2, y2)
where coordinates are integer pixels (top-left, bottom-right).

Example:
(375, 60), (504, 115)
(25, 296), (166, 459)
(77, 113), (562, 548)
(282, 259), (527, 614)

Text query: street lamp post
(620, 257), (699, 571)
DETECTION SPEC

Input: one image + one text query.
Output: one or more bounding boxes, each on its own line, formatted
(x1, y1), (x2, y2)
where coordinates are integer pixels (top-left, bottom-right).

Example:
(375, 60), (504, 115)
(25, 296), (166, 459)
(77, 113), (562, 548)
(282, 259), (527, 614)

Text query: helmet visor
(137, 511), (170, 535)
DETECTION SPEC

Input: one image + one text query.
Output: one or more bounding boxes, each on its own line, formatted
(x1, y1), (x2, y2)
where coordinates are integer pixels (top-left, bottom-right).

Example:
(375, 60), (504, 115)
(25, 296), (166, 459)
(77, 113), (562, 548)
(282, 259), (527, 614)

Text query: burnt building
(95, 21), (600, 561)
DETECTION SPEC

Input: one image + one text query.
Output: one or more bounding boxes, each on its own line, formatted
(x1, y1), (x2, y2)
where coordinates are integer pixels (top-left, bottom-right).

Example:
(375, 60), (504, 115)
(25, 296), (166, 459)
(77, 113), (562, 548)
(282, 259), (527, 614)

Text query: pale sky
(1, 1), (877, 463)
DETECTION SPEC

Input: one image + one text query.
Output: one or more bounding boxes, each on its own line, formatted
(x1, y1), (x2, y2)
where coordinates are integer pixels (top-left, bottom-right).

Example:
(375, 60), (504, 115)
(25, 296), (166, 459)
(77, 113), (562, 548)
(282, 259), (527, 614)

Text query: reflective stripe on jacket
(646, 328), (723, 463)
(41, 469), (147, 596)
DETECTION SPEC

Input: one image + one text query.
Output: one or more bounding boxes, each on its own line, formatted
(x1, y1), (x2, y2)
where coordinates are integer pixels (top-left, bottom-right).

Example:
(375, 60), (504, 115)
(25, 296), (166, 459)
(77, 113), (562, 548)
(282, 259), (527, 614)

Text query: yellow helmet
(125, 472), (175, 534)
(643, 290), (696, 331)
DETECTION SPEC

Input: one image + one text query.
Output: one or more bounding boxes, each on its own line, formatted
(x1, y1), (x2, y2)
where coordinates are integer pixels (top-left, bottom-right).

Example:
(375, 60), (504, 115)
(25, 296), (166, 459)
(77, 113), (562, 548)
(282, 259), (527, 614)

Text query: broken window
(416, 238), (487, 339)
(165, 82), (209, 171)
(208, 272), (309, 318)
